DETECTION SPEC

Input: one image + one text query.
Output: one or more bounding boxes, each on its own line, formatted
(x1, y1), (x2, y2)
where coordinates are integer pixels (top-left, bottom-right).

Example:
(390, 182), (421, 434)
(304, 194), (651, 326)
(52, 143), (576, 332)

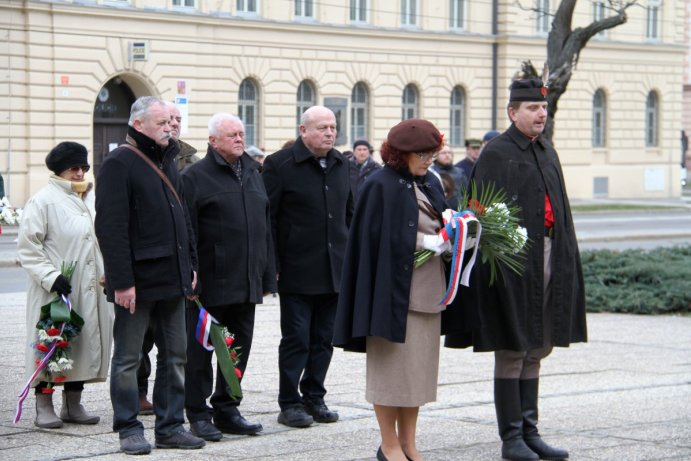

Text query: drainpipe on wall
(491, 0), (499, 131)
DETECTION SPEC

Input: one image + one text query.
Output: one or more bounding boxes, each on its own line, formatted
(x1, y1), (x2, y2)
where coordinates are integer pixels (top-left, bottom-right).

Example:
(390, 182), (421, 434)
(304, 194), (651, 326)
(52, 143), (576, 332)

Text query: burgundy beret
(386, 119), (443, 153)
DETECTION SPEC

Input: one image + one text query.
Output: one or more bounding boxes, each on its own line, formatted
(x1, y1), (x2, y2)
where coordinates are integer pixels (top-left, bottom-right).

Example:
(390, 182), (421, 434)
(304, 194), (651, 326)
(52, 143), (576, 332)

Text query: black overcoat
(95, 127), (197, 303)
(333, 166), (448, 352)
(445, 124), (587, 351)
(181, 146), (277, 307)
(262, 136), (354, 294)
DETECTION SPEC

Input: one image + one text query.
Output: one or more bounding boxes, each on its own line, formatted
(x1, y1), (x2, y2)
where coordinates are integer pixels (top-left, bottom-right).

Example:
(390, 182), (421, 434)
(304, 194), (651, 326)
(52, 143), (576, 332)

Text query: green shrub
(581, 246), (691, 314)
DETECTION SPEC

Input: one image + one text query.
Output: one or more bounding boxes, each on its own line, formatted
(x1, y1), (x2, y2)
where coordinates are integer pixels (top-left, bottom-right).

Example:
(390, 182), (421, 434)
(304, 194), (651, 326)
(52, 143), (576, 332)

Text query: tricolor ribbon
(438, 210), (482, 305)
(14, 294), (70, 424)
(195, 305), (218, 352)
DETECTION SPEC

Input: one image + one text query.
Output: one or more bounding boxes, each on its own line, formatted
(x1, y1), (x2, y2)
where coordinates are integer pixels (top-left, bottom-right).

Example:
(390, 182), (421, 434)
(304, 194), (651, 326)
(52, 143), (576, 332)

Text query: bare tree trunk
(518, 0), (635, 141)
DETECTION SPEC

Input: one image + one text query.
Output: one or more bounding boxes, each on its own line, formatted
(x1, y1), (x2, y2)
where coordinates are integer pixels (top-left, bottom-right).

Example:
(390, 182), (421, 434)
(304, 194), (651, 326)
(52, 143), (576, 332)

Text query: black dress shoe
(189, 420), (223, 442)
(214, 414), (263, 435)
(304, 400), (339, 423)
(277, 406), (314, 428)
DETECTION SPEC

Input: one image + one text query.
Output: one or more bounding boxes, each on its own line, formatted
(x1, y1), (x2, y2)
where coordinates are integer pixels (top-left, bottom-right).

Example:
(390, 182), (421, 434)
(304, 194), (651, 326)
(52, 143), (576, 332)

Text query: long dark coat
(262, 136), (354, 294)
(95, 127), (197, 303)
(181, 146), (276, 307)
(445, 123), (587, 351)
(333, 166), (447, 352)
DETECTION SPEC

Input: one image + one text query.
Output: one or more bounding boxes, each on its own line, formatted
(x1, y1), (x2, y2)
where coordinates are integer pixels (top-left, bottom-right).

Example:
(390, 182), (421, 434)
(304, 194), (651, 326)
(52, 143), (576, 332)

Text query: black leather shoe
(214, 414), (263, 435)
(376, 446), (388, 461)
(304, 400), (339, 423)
(277, 406), (314, 428)
(190, 420), (223, 442)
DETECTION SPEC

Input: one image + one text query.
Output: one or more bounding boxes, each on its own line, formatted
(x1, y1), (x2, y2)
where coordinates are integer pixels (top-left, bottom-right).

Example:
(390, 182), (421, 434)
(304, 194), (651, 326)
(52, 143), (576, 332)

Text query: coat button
(325, 185), (329, 191)
(408, 221), (414, 227)
(511, 194), (518, 201)
(537, 208), (543, 215)
(403, 264), (410, 271)
(328, 213), (333, 219)
(328, 242), (332, 248)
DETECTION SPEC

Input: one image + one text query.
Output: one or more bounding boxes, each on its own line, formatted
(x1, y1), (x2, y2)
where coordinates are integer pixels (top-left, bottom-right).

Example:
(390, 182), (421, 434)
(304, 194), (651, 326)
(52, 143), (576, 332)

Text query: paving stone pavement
(0, 290), (690, 461)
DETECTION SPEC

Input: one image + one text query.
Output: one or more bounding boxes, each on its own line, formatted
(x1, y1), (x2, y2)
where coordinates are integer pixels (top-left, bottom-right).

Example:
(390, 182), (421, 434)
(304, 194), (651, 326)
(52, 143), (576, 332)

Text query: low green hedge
(581, 246), (691, 314)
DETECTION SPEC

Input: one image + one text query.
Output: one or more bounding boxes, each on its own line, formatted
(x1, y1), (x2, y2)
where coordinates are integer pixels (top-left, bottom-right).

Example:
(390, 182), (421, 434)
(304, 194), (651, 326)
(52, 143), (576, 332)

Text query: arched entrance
(92, 77), (137, 177)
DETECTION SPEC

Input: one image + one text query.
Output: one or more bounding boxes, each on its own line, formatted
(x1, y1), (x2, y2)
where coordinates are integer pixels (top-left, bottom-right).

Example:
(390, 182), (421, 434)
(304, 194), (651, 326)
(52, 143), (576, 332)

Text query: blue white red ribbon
(195, 305), (218, 352)
(14, 294), (70, 424)
(438, 210), (482, 305)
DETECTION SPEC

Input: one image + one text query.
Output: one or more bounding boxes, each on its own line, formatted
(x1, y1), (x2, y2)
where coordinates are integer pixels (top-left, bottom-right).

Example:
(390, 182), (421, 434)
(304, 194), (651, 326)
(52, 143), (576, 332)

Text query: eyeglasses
(69, 165), (90, 173)
(413, 152), (439, 162)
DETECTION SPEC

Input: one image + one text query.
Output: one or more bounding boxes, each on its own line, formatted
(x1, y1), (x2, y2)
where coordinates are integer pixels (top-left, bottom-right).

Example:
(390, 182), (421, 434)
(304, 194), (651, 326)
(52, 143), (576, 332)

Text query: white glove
(465, 236), (477, 250)
(422, 234), (447, 256)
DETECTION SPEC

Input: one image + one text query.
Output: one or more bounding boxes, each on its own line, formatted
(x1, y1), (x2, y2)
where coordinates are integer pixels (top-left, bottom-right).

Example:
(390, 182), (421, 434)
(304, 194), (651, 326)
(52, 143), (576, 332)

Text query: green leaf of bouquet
(50, 299), (71, 323)
(209, 322), (243, 400)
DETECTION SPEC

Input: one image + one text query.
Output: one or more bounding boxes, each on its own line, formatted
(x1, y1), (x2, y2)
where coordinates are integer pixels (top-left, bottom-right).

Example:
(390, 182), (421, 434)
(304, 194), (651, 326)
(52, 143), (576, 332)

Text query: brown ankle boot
(60, 390), (100, 424)
(138, 393), (154, 415)
(35, 392), (63, 429)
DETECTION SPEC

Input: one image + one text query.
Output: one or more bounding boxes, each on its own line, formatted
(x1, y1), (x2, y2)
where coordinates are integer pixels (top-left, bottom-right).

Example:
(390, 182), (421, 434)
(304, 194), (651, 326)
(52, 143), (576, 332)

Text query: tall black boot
(495, 378), (539, 461)
(519, 379), (569, 460)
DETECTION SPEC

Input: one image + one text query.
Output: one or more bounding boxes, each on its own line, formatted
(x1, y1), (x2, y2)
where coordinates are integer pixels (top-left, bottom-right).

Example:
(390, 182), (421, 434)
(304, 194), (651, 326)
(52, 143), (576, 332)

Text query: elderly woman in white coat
(18, 142), (113, 429)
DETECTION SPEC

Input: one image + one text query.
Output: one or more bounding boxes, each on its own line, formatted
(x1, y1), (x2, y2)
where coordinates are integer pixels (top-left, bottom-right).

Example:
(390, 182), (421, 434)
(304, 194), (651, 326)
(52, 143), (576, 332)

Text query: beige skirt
(365, 310), (441, 407)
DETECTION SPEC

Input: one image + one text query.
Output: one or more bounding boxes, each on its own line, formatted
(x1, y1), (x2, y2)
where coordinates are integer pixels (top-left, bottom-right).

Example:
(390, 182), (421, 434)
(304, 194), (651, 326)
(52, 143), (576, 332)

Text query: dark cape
(333, 165), (460, 353)
(444, 123), (587, 351)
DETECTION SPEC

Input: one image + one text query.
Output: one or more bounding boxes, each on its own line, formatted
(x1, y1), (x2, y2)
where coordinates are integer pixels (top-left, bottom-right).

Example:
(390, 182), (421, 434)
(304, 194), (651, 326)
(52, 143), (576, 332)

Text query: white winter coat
(18, 177), (113, 386)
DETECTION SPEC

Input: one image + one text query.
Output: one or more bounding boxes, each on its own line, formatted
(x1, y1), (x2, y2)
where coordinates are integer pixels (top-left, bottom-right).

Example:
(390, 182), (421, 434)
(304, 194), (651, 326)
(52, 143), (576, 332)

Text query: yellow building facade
(0, 0), (686, 204)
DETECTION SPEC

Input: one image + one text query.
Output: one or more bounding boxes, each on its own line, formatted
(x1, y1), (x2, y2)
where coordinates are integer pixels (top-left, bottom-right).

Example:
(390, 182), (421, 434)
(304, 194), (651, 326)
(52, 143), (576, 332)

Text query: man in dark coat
(136, 101), (201, 416)
(448, 79), (586, 461)
(431, 143), (467, 207)
(181, 113), (276, 441)
(262, 105), (353, 428)
(95, 96), (204, 455)
(349, 139), (381, 202)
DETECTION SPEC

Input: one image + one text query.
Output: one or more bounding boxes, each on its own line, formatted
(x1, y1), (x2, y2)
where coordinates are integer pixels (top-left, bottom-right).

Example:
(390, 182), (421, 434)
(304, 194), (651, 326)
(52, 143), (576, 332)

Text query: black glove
(51, 274), (72, 296)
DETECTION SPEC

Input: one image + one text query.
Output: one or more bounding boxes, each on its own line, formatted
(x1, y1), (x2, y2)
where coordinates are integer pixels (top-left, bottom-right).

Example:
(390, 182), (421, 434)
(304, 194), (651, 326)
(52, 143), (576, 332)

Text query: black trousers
(278, 292), (337, 410)
(184, 302), (256, 423)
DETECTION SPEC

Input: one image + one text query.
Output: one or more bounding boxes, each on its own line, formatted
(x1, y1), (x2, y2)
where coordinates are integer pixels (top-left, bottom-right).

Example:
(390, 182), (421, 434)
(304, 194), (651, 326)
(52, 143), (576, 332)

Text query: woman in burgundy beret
(334, 119), (451, 461)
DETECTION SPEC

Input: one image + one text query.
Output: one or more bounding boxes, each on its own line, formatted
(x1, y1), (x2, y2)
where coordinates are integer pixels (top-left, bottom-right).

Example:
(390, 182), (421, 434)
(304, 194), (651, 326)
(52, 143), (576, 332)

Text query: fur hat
(509, 78), (547, 102)
(45, 142), (89, 175)
(386, 119), (443, 153)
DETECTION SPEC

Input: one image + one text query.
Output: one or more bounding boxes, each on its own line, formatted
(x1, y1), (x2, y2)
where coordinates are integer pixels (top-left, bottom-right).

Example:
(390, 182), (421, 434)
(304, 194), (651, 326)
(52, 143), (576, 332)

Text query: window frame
(645, 91), (659, 147)
(401, 84), (419, 120)
(172, 0), (196, 8)
(536, 0), (550, 35)
(449, 86), (465, 147)
(295, 0), (315, 19)
(237, 0), (258, 14)
(592, 89), (606, 148)
(351, 82), (369, 143)
(296, 80), (316, 136)
(449, 0), (466, 31)
(350, 0), (367, 22)
(645, 0), (661, 40)
(238, 78), (259, 147)
(401, 0), (418, 27)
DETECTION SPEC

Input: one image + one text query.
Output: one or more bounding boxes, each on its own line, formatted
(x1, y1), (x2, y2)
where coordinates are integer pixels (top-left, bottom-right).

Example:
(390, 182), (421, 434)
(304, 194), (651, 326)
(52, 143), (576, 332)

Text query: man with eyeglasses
(263, 105), (354, 428)
(95, 96), (204, 455)
(430, 143), (467, 208)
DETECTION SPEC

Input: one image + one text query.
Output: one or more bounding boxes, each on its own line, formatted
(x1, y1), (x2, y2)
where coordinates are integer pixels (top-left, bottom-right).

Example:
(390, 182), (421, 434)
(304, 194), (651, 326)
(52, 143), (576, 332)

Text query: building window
(593, 1), (606, 38)
(238, 79), (259, 147)
(645, 91), (659, 147)
(536, 0), (550, 35)
(350, 0), (367, 22)
(351, 82), (369, 142)
(172, 0), (195, 7)
(401, 0), (418, 26)
(402, 84), (419, 120)
(237, 0), (257, 13)
(592, 89), (606, 147)
(295, 0), (314, 18)
(450, 86), (465, 147)
(297, 80), (316, 135)
(646, 0), (661, 40)
(450, 0), (466, 30)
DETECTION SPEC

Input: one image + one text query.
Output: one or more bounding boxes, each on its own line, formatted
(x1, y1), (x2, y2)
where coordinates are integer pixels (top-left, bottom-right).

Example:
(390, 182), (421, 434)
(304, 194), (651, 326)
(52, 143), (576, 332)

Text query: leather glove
(422, 234), (448, 256)
(51, 274), (72, 296)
